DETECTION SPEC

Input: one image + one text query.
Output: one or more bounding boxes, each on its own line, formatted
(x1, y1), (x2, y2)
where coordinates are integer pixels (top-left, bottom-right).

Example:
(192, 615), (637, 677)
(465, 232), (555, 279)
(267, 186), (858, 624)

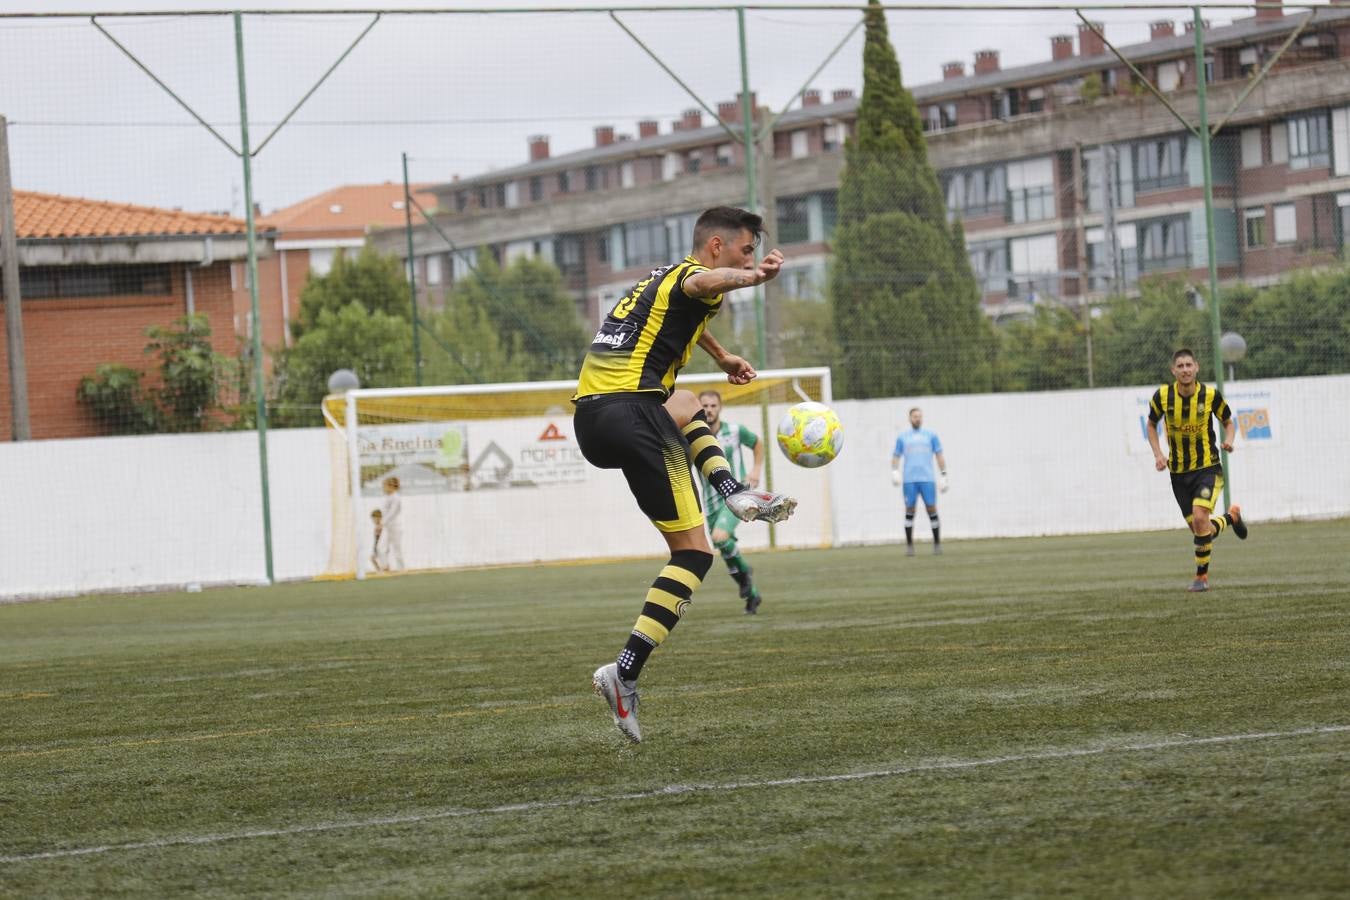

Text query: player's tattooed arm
(683, 249), (785, 298)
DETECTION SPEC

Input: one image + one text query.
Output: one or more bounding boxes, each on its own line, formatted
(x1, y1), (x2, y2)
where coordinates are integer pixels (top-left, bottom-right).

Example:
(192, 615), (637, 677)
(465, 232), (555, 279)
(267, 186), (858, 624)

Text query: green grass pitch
(2, 522), (1348, 898)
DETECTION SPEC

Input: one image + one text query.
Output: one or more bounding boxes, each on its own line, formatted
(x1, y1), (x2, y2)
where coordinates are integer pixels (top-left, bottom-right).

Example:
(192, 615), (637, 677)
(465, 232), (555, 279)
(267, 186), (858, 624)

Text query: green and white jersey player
(698, 390), (765, 613)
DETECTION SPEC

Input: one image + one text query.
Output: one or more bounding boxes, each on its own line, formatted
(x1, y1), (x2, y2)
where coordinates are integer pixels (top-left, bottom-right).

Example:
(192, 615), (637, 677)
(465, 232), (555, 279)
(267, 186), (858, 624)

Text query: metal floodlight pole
(234, 12), (275, 584)
(736, 7), (767, 372)
(402, 152), (423, 386)
(1193, 6), (1231, 510)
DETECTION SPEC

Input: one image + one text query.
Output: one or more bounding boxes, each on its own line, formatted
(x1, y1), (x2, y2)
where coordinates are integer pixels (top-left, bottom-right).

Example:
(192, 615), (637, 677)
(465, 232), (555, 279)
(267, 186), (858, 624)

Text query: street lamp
(1219, 331), (1247, 383)
(327, 368), (360, 394)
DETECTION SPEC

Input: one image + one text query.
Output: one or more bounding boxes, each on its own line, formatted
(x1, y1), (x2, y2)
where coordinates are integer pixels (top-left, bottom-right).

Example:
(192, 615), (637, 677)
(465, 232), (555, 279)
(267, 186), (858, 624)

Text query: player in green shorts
(698, 390), (765, 613)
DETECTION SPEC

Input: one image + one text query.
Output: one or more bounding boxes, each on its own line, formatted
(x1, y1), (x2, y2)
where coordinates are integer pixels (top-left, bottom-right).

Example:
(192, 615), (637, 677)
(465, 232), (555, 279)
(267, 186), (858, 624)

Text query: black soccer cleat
(1227, 504), (1248, 540)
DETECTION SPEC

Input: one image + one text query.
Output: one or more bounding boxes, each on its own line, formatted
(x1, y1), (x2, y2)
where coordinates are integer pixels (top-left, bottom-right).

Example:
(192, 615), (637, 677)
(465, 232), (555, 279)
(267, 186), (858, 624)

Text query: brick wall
(0, 261), (239, 440)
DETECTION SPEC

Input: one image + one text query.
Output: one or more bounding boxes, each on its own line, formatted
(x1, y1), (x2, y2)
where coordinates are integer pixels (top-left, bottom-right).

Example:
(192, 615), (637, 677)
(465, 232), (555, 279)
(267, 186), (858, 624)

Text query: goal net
(321, 367), (836, 578)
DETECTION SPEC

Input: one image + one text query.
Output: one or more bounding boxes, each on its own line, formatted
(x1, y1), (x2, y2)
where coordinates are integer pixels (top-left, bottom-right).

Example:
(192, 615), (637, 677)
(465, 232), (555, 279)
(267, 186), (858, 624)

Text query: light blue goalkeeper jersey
(893, 427), (942, 483)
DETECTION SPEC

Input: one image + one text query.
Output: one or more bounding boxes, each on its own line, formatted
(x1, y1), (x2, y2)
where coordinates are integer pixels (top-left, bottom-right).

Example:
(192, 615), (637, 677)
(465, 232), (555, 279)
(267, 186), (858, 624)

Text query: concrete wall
(2, 374), (1346, 599)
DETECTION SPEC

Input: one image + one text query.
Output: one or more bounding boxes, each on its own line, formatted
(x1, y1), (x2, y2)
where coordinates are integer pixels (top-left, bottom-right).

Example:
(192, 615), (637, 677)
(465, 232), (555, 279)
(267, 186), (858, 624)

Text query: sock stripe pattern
(632, 550), (712, 646)
(1194, 532), (1213, 576)
(682, 412), (741, 498)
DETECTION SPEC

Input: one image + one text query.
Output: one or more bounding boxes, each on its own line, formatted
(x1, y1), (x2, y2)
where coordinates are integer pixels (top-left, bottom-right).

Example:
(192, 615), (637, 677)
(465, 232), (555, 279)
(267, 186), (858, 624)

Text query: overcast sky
(0, 2), (1311, 217)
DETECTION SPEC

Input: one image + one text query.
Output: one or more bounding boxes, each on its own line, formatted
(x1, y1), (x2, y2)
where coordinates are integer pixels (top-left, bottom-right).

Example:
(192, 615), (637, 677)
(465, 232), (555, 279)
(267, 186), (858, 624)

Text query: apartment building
(371, 0), (1350, 327)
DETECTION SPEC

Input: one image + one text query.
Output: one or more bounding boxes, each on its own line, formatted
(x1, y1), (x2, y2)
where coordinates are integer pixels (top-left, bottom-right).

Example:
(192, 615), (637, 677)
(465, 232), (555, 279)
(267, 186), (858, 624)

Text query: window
(529, 176), (544, 203)
(1006, 157), (1055, 224)
(823, 123), (846, 152)
(776, 196), (810, 244)
(820, 191), (838, 239)
(1240, 128), (1263, 169)
(790, 130), (810, 159)
(1244, 207), (1267, 248)
(1085, 145), (1129, 213)
(18, 263), (172, 299)
(662, 152), (681, 181)
(1007, 234), (1059, 299)
(944, 165), (1007, 218)
(1204, 55), (1215, 85)
(926, 104), (957, 131)
(1138, 217), (1190, 272)
(475, 187), (489, 208)
(557, 236), (584, 271)
(585, 165), (601, 191)
(966, 240), (1008, 295)
(1133, 136), (1187, 192)
(685, 152), (702, 175)
(1086, 225), (1139, 290)
(503, 182), (519, 209)
(993, 90), (1019, 120)
(1238, 46), (1258, 78)
(425, 255), (443, 285)
(620, 161), (636, 189)
(716, 143), (735, 167)
(454, 191), (467, 212)
(1273, 203), (1297, 244)
(1156, 61), (1181, 93)
(557, 171), (571, 194)
(1287, 111), (1330, 170)
(1026, 88), (1045, 114)
(623, 218), (670, 268)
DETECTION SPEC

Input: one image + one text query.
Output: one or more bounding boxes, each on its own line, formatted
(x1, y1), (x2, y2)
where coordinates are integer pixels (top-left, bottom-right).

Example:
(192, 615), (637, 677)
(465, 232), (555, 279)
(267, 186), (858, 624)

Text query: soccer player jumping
(573, 206), (796, 743)
(1146, 348), (1249, 592)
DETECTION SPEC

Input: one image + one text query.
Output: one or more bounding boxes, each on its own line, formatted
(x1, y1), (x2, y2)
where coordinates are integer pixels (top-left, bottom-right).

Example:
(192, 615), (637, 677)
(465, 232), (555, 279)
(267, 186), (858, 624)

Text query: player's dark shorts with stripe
(1170, 464), (1225, 517)
(573, 393), (704, 533)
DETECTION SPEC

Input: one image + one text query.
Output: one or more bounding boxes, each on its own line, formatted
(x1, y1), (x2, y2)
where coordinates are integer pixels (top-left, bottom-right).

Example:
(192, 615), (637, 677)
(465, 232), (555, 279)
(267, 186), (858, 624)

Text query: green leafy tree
(420, 287), (531, 385)
(829, 0), (992, 398)
(292, 245), (409, 341)
(1225, 269), (1350, 377)
(76, 363), (159, 435)
(1091, 279), (1211, 386)
(272, 304), (414, 426)
(77, 314), (238, 435)
(445, 254), (587, 380)
(993, 306), (1089, 392)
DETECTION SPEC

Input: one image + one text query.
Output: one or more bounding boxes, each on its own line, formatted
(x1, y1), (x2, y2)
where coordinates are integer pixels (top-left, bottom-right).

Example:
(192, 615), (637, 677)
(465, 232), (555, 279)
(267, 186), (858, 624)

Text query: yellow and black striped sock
(616, 549), (713, 683)
(1211, 516), (1229, 538)
(682, 410), (743, 498)
(1193, 533), (1213, 577)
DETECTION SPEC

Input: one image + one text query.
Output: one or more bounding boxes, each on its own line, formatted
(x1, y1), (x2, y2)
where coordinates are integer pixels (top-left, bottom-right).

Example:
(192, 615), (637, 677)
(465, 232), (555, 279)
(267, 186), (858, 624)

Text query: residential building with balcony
(370, 0), (1350, 332)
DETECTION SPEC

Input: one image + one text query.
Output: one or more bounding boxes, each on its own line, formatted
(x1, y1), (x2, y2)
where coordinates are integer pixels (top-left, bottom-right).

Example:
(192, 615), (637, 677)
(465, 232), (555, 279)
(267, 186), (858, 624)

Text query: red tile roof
(13, 190), (248, 240)
(259, 182), (438, 234)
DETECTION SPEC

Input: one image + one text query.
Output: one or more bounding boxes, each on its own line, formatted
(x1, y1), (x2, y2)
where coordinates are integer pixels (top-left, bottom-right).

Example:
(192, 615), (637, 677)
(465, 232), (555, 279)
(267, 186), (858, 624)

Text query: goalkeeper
(890, 406), (948, 556)
(697, 390), (765, 614)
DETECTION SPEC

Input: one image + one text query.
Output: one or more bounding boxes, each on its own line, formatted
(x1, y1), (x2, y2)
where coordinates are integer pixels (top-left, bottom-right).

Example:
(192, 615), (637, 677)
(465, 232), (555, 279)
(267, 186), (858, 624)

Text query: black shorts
(1170, 465), (1225, 518)
(573, 393), (704, 533)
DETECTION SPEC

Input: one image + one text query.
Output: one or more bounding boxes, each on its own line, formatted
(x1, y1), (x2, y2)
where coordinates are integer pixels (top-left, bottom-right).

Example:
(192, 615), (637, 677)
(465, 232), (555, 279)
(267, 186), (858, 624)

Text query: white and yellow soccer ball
(776, 401), (844, 468)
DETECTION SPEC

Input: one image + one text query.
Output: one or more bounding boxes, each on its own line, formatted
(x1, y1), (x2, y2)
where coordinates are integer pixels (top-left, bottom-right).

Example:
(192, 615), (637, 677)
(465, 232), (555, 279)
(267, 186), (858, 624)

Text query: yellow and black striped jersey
(573, 257), (722, 400)
(1147, 381), (1232, 473)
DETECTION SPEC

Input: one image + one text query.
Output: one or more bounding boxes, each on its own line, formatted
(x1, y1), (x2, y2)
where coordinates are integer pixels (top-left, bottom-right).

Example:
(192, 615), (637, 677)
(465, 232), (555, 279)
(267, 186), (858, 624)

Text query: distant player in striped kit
(1146, 348), (1248, 592)
(697, 390), (765, 614)
(891, 407), (947, 556)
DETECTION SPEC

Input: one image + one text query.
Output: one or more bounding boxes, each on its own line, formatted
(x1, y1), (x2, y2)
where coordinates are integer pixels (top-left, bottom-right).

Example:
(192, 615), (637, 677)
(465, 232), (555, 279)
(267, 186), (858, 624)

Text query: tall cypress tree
(830, 0), (992, 398)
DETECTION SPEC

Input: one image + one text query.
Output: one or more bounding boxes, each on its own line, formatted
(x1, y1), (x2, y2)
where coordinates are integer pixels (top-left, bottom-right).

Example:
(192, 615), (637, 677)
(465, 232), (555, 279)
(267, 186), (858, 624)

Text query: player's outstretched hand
(756, 249), (784, 283)
(719, 353), (757, 385)
(939, 474), (949, 493)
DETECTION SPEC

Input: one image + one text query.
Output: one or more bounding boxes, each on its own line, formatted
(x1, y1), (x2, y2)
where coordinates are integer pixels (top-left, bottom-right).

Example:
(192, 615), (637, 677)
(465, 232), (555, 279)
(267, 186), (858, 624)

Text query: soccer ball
(776, 401), (844, 468)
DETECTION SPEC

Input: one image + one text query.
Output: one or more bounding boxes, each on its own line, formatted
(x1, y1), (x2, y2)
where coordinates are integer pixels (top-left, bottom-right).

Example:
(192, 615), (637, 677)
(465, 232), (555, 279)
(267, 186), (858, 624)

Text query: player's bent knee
(663, 390), (701, 427)
(710, 528), (731, 544)
(670, 548), (715, 580)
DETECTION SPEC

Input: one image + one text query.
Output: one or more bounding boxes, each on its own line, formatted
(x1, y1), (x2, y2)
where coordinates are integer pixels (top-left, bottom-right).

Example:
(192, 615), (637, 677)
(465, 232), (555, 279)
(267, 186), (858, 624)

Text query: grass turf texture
(2, 522), (1348, 898)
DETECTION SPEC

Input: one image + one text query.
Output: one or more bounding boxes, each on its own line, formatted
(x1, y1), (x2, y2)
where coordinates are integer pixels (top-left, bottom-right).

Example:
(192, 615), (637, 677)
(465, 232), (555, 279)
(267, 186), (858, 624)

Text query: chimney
(717, 100), (739, 123)
(942, 61), (965, 80)
(638, 119), (659, 139)
(528, 134), (549, 161)
(1150, 20), (1175, 40)
(832, 88), (855, 103)
(1051, 35), (1074, 61)
(1255, 0), (1282, 20)
(680, 108), (702, 131)
(974, 49), (1000, 76)
(594, 125), (615, 147)
(1184, 19), (1210, 33)
(1078, 21), (1106, 57)
(802, 88), (822, 107)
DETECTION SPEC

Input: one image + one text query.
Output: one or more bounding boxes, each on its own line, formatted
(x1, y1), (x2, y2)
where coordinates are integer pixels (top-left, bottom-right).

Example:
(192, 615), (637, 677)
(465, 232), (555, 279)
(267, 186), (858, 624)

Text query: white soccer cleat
(726, 488), (797, 524)
(592, 662), (641, 743)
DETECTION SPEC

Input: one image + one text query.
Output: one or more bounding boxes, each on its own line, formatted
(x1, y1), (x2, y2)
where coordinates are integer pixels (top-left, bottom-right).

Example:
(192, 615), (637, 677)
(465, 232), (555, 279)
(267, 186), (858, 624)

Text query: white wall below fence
(2, 375), (1345, 599)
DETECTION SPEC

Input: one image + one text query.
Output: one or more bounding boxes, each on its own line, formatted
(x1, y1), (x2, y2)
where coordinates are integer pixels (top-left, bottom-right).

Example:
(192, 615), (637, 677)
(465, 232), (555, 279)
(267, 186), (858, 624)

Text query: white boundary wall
(2, 374), (1346, 599)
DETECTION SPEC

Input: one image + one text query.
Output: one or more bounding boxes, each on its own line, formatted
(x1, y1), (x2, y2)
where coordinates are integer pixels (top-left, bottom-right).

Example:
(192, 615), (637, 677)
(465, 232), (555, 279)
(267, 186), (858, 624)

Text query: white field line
(2, 724), (1346, 864)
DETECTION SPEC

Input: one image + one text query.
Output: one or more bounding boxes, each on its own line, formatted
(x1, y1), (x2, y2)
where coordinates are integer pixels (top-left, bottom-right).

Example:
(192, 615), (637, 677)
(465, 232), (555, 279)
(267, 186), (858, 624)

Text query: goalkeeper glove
(890, 469), (901, 486)
(939, 473), (949, 493)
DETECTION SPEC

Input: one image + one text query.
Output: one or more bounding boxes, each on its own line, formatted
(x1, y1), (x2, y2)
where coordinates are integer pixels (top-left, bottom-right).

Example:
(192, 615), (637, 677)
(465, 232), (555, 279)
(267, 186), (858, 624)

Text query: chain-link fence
(3, 3), (1348, 593)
